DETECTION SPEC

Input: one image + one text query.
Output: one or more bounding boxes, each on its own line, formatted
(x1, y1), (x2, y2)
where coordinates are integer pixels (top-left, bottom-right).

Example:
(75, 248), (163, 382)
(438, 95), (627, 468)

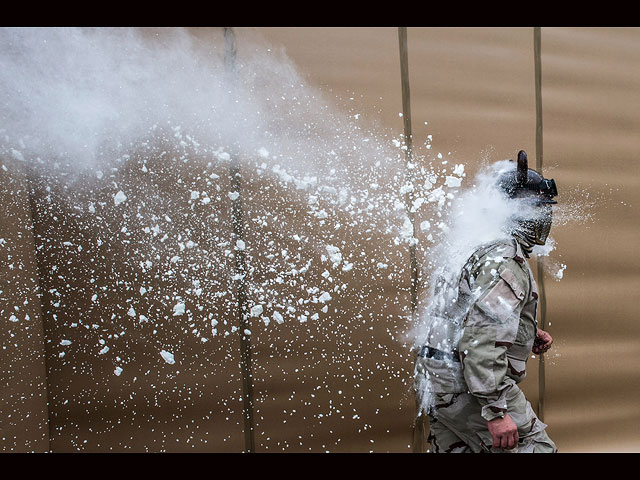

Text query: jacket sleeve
(458, 260), (528, 422)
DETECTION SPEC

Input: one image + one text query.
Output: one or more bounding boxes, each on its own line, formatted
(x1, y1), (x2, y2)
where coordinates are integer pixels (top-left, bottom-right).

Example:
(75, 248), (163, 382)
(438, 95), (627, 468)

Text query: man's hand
(533, 328), (553, 354)
(487, 414), (519, 450)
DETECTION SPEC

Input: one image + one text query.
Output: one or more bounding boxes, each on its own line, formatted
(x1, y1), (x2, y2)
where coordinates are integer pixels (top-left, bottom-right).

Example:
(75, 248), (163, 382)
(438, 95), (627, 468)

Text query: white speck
(420, 220), (431, 232)
(444, 176), (462, 188)
(114, 367), (123, 376)
(60, 339), (72, 346)
(273, 311), (284, 324)
(160, 350), (175, 364)
(228, 191), (240, 201)
(217, 151), (231, 161)
(190, 190), (200, 200)
(318, 292), (332, 303)
(114, 190), (127, 206)
(11, 149), (24, 162)
(243, 329), (252, 336)
(173, 302), (185, 316)
(235, 239), (246, 251)
(250, 305), (263, 317)
(140, 286), (147, 295)
(98, 346), (109, 355)
(258, 147), (269, 158)
(325, 245), (342, 265)
(127, 307), (136, 317)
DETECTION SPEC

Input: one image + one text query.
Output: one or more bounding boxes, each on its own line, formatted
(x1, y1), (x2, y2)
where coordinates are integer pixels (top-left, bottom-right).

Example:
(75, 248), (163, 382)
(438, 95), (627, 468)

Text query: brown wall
(0, 157), (49, 452)
(250, 26), (640, 452)
(1, 27), (639, 452)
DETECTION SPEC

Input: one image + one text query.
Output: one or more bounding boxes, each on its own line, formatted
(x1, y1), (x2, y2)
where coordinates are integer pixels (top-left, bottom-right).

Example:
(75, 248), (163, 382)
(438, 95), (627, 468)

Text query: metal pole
(223, 26), (256, 453)
(398, 26), (424, 454)
(398, 27), (419, 328)
(533, 26), (547, 423)
(24, 167), (53, 452)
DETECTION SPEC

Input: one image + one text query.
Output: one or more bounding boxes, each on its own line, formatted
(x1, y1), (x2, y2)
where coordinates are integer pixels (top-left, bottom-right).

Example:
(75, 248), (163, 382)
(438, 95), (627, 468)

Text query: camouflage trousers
(424, 390), (557, 453)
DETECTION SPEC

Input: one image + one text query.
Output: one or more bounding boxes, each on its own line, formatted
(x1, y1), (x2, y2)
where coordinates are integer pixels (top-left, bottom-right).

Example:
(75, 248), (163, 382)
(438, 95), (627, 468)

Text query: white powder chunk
(173, 302), (185, 316)
(114, 190), (127, 206)
(11, 149), (24, 162)
(318, 292), (332, 303)
(325, 245), (342, 265)
(444, 176), (462, 188)
(160, 350), (175, 364)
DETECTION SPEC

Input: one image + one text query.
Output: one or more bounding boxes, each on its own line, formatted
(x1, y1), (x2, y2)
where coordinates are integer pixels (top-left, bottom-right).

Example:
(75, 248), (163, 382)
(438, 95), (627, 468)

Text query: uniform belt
(417, 345), (460, 363)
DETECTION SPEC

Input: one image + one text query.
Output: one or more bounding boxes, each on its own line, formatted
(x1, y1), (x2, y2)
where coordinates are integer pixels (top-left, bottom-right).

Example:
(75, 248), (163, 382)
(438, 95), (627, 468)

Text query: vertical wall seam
(534, 26), (547, 423)
(24, 168), (53, 452)
(399, 26), (426, 454)
(223, 26), (256, 453)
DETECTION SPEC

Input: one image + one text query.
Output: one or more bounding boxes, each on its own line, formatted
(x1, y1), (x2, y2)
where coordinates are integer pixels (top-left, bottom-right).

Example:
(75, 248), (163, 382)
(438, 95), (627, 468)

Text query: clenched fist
(533, 328), (553, 354)
(487, 414), (519, 450)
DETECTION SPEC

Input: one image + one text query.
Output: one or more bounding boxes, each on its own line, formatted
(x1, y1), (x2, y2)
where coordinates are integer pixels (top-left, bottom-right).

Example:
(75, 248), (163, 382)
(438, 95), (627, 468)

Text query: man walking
(413, 151), (558, 453)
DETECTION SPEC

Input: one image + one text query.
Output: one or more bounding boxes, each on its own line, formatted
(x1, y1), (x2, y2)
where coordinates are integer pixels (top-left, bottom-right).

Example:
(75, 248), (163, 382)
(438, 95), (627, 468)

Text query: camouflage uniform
(414, 237), (556, 453)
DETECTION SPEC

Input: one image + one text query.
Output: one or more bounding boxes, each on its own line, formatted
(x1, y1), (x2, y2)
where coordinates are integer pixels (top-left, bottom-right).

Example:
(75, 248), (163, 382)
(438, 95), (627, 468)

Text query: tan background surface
(1, 27), (639, 452)
(251, 27), (640, 453)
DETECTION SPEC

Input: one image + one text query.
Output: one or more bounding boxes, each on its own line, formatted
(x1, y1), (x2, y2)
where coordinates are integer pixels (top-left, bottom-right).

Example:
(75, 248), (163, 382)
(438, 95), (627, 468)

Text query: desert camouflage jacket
(416, 237), (539, 422)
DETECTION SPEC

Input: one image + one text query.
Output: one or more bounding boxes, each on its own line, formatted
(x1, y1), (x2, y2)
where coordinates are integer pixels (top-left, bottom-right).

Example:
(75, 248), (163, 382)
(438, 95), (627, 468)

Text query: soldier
(413, 150), (558, 453)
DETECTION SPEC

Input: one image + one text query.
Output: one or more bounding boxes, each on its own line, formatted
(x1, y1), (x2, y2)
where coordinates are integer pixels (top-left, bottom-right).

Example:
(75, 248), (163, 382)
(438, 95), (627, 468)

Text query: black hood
(497, 150), (558, 205)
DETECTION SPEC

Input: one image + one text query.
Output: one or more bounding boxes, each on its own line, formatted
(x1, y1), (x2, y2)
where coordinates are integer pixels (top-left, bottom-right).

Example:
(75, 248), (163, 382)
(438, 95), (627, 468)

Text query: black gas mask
(497, 150), (558, 247)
